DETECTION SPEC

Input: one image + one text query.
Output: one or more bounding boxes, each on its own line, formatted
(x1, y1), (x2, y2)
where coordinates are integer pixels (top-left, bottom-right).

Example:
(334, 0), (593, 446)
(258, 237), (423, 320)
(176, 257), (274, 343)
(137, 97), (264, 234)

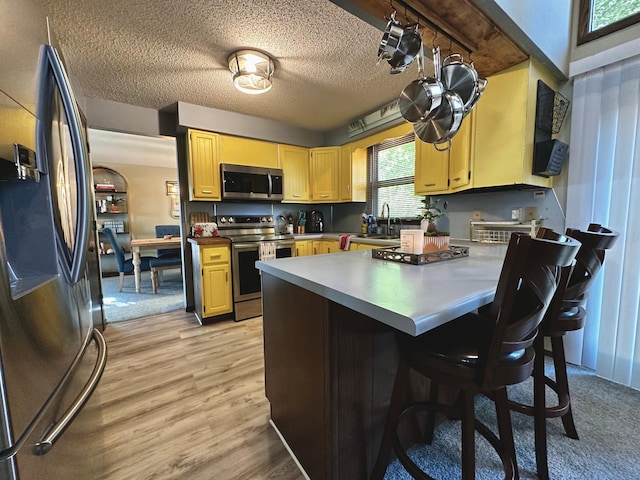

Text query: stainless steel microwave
(220, 164), (284, 202)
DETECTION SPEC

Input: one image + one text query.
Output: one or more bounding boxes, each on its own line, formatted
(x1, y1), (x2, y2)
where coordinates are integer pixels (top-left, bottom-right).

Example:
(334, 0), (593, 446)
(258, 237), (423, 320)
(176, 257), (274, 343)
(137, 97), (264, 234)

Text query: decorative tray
(371, 245), (469, 265)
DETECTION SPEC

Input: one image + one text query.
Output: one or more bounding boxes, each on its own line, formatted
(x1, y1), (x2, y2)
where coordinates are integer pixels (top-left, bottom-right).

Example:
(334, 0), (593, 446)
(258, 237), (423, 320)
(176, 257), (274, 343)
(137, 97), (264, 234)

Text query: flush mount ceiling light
(228, 49), (275, 94)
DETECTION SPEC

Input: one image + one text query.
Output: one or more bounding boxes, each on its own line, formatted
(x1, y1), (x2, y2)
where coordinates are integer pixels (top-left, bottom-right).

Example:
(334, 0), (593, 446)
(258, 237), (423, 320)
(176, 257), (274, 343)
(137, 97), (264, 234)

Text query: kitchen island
(256, 242), (507, 479)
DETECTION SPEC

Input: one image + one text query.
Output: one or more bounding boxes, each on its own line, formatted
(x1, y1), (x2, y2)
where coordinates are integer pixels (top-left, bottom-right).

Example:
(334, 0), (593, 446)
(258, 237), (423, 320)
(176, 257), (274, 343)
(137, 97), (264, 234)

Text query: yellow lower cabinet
(295, 240), (312, 256)
(312, 240), (329, 255)
(200, 246), (232, 319)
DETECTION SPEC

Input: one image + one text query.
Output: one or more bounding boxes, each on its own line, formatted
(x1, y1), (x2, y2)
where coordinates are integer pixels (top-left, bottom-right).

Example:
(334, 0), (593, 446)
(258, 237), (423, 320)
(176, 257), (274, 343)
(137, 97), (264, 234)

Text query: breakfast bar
(256, 242), (507, 479)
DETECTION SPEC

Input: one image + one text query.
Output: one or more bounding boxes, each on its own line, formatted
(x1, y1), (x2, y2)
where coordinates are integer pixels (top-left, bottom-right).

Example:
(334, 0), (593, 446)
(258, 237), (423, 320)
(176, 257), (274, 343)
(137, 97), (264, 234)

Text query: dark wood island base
(262, 273), (431, 480)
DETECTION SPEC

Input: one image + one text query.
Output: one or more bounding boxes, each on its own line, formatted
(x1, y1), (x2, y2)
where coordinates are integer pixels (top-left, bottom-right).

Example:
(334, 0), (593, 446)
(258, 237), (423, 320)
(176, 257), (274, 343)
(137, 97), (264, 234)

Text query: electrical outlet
(511, 208), (523, 221)
(472, 210), (482, 221)
(533, 191), (545, 199)
(524, 207), (538, 221)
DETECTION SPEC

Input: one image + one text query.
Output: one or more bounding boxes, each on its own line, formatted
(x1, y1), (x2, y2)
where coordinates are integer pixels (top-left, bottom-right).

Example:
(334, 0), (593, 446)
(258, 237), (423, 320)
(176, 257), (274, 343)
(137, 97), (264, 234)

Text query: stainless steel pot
(464, 76), (487, 114)
(414, 89), (465, 150)
(387, 24), (422, 73)
(377, 11), (404, 63)
(441, 53), (479, 111)
(399, 45), (444, 123)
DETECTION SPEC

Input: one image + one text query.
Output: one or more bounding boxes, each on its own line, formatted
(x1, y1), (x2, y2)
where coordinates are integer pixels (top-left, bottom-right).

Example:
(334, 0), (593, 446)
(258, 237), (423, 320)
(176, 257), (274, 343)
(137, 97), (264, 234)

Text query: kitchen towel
(339, 234), (354, 251)
(259, 242), (276, 261)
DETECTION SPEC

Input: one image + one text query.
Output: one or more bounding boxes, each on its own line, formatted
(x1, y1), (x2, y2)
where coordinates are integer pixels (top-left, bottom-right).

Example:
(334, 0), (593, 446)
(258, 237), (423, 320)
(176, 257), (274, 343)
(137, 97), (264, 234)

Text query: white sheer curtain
(565, 54), (640, 389)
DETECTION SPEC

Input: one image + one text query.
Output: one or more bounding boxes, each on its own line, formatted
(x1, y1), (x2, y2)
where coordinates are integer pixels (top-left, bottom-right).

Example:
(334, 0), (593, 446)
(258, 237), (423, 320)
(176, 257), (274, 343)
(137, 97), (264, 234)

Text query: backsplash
(185, 187), (567, 240)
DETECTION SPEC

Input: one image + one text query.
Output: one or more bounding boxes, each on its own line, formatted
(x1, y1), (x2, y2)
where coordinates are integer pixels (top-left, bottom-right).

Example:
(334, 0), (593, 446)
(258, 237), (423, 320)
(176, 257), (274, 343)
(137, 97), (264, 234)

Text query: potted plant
(108, 196), (126, 213)
(418, 197), (450, 253)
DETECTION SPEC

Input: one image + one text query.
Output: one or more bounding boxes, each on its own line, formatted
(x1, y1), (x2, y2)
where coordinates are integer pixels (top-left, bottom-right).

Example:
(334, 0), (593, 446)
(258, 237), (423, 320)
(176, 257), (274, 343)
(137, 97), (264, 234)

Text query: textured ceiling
(41, 0), (422, 132)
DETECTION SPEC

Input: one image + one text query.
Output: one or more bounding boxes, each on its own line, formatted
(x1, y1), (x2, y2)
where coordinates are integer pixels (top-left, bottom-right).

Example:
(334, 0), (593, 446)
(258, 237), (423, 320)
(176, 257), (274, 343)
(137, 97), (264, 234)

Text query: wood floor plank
(96, 311), (304, 480)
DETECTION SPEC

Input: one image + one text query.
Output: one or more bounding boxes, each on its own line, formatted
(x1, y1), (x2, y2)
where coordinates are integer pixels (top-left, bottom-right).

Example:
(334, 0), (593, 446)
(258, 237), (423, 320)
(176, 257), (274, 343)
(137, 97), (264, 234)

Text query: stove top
(214, 215), (294, 242)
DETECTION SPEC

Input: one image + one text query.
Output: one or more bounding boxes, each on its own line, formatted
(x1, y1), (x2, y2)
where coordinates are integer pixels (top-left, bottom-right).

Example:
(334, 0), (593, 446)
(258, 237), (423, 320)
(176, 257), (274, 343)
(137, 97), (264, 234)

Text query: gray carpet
(101, 270), (185, 323)
(384, 362), (640, 479)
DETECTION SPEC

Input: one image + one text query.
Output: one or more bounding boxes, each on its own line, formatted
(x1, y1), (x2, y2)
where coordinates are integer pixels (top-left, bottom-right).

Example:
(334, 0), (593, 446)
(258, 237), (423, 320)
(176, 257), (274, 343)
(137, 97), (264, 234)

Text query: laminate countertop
(256, 241), (507, 336)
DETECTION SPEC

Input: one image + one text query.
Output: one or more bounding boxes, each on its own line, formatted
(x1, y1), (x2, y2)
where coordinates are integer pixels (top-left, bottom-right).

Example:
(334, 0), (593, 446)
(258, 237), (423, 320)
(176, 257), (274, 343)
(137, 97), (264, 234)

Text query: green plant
(418, 197), (449, 236)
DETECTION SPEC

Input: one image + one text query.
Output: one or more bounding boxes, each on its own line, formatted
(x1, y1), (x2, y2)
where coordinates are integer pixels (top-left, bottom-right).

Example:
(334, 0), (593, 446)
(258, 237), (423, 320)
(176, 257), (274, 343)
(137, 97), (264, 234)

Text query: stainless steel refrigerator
(0, 1), (107, 478)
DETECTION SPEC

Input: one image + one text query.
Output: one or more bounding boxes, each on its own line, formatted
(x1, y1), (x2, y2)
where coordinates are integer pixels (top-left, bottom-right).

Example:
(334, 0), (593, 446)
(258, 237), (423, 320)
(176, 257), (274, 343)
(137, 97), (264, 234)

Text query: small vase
(423, 235), (450, 253)
(420, 218), (430, 232)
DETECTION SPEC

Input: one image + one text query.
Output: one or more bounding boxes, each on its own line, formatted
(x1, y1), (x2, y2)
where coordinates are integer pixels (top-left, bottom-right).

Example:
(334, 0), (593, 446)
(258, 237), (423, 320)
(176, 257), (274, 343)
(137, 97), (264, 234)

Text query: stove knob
(261, 217), (267, 223)
(218, 217), (226, 224)
(228, 217), (235, 223)
(267, 216), (273, 223)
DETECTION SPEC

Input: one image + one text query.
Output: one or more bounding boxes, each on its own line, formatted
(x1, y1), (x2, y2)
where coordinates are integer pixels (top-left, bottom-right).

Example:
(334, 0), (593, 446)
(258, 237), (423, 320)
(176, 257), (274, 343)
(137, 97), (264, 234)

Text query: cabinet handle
(226, 272), (228, 282)
(453, 177), (461, 181)
(424, 183), (436, 187)
(293, 194), (301, 198)
(321, 194), (328, 198)
(347, 185), (350, 193)
(201, 190), (213, 194)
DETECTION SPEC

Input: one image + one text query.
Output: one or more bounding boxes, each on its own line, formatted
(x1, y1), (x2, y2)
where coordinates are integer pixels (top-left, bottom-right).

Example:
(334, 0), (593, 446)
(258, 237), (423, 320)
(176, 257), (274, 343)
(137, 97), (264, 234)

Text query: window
(578, 0), (640, 45)
(367, 133), (423, 219)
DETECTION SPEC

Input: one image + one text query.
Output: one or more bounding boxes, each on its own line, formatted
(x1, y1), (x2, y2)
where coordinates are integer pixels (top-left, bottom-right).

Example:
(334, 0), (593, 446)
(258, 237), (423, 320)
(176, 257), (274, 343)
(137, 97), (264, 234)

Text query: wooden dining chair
(508, 224), (619, 480)
(370, 231), (581, 480)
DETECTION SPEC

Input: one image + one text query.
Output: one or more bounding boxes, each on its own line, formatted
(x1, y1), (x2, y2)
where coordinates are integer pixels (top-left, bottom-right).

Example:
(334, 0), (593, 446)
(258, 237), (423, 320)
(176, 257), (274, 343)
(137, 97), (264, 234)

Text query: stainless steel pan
(441, 53), (479, 111)
(387, 24), (422, 74)
(399, 45), (444, 123)
(414, 89), (465, 150)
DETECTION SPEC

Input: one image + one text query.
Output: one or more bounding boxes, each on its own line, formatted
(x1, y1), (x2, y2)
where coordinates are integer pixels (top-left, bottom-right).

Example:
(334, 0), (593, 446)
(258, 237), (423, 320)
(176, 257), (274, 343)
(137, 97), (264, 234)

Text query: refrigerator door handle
(43, 44), (92, 284)
(33, 328), (107, 456)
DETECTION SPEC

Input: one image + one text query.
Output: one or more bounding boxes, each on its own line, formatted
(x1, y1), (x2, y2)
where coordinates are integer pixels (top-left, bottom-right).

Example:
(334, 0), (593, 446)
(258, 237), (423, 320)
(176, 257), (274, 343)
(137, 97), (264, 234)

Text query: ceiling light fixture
(227, 49), (275, 95)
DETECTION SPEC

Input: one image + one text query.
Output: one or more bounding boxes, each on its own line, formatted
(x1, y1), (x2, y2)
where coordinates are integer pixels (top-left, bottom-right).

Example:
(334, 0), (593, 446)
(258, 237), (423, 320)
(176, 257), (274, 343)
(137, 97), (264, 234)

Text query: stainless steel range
(216, 215), (295, 321)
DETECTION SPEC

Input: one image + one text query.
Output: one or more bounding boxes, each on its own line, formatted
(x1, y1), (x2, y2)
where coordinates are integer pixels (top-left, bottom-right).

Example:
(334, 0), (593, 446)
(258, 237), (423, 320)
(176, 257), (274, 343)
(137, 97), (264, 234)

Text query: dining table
(130, 236), (182, 293)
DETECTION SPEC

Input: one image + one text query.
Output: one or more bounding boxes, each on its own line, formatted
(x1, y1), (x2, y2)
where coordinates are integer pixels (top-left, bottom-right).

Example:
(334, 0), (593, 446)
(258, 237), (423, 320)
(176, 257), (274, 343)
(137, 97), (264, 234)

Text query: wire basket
(536, 86), (570, 135)
(470, 221), (539, 244)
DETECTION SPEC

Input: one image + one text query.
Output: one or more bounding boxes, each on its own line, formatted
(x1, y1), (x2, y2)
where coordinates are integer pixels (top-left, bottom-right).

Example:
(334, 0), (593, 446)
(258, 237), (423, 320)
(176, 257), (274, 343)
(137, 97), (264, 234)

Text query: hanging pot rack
(389, 0), (476, 56)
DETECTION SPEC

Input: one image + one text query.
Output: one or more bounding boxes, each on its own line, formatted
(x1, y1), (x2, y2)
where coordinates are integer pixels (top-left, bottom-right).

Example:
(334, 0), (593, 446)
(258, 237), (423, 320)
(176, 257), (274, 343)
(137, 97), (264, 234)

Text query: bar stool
(511, 224), (619, 480)
(370, 232), (581, 480)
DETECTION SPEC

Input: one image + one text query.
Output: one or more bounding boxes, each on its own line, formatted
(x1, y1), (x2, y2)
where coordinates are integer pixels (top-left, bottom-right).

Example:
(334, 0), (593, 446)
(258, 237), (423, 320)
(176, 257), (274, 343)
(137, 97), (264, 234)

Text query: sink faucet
(380, 202), (390, 236)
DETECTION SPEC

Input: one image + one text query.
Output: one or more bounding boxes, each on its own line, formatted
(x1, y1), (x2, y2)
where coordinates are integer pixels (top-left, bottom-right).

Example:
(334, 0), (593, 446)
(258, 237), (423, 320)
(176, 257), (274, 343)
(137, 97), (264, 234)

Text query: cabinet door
(312, 240), (329, 255)
(219, 134), (279, 168)
(188, 129), (220, 201)
(295, 240), (310, 257)
(202, 263), (232, 317)
(280, 144), (310, 202)
(339, 144), (367, 202)
(414, 139), (449, 194)
(448, 112), (473, 191)
(310, 147), (340, 202)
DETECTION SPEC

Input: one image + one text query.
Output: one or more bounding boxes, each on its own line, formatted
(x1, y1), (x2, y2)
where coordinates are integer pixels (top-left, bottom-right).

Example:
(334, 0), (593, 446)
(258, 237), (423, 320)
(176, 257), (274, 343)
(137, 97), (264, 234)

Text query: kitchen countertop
(256, 241), (507, 336)
(186, 237), (231, 246)
(293, 232), (401, 246)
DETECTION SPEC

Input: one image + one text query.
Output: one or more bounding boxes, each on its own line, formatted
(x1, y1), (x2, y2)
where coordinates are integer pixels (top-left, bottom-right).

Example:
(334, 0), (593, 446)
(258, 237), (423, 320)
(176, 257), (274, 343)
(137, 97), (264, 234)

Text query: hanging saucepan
(387, 24), (422, 74)
(413, 89), (465, 151)
(440, 53), (479, 111)
(464, 77), (487, 114)
(398, 44), (444, 123)
(377, 11), (404, 63)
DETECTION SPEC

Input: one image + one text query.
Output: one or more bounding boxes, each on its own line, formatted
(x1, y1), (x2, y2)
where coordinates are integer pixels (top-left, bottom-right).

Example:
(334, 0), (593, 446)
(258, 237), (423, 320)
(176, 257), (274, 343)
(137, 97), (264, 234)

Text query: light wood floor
(96, 310), (304, 480)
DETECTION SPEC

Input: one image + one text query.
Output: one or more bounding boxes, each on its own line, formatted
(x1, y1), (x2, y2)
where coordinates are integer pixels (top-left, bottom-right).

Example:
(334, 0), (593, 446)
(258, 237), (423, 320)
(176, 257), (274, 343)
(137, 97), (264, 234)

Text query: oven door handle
(232, 242), (261, 250)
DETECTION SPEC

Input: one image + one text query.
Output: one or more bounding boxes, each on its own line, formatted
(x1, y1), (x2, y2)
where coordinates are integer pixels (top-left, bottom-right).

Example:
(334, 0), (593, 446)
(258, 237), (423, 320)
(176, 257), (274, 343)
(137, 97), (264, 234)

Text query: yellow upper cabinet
(187, 129), (220, 201)
(473, 58), (555, 189)
(414, 110), (473, 195)
(280, 144), (310, 203)
(219, 134), (279, 168)
(340, 143), (366, 202)
(310, 146), (340, 202)
(448, 111), (473, 191)
(415, 138), (449, 194)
